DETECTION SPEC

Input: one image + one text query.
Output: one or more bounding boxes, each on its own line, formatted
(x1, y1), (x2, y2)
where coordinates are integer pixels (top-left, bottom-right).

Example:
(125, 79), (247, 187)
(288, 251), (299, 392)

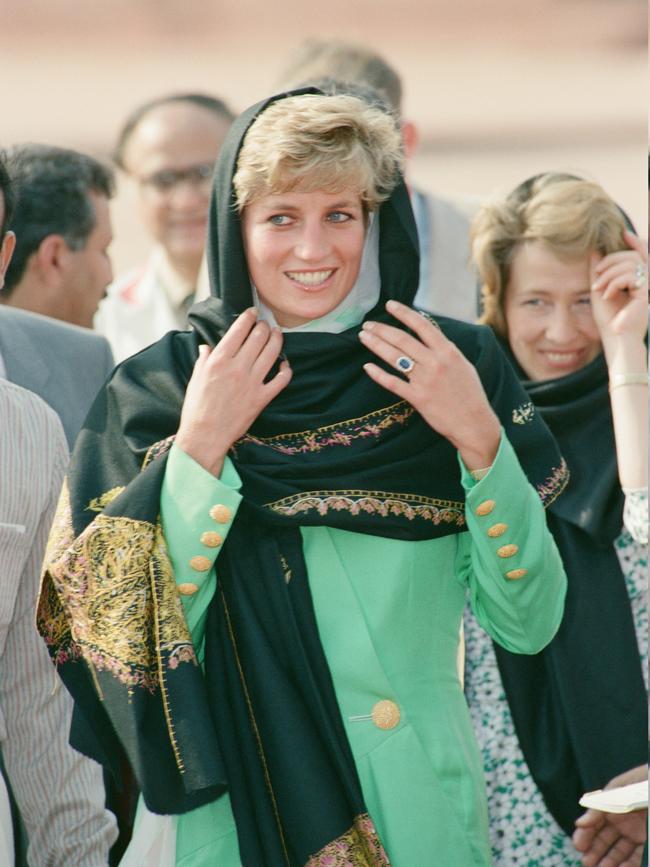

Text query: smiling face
(241, 189), (366, 328)
(504, 241), (602, 381)
(123, 102), (231, 274)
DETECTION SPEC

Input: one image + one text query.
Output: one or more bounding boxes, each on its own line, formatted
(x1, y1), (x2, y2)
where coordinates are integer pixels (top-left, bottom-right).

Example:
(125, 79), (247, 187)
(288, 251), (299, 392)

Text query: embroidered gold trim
(536, 459), (570, 509)
(512, 401), (535, 425)
(306, 813), (390, 866)
(142, 435), (176, 469)
(237, 401), (415, 455)
(87, 486), (126, 513)
(266, 489), (466, 526)
(38, 513), (195, 693)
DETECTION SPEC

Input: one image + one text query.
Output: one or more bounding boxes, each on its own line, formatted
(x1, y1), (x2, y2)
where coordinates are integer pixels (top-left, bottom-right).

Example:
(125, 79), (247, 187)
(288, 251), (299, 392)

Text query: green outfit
(156, 431), (566, 867)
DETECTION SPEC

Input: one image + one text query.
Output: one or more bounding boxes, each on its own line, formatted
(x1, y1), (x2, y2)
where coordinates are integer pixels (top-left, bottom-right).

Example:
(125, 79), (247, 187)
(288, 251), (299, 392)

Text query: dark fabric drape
(493, 349), (647, 835)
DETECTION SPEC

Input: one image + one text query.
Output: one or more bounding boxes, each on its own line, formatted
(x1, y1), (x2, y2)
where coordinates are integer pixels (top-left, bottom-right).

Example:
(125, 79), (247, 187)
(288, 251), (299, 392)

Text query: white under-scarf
(252, 212), (380, 334)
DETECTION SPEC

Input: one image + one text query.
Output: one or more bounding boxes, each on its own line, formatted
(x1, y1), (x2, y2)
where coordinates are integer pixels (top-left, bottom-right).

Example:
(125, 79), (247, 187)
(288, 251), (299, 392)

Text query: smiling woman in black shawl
(466, 172), (648, 866)
(38, 90), (568, 867)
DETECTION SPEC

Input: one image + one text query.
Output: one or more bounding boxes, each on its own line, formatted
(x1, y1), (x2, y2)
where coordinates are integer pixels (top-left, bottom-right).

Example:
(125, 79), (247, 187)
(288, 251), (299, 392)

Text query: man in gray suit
(0, 151), (114, 448)
(279, 40), (481, 322)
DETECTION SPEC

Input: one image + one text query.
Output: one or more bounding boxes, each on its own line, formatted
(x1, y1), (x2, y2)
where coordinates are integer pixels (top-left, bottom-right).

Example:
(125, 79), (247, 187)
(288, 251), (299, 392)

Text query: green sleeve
(455, 429), (567, 654)
(160, 444), (242, 660)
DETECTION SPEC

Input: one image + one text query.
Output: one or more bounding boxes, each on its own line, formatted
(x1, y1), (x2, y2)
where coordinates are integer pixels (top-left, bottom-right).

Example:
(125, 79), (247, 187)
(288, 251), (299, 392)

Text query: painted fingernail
(386, 300), (398, 311)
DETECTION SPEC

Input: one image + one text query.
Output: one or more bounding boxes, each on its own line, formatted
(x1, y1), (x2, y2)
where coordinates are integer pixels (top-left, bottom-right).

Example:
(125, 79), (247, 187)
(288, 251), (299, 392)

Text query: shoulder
(0, 306), (111, 355)
(0, 379), (67, 453)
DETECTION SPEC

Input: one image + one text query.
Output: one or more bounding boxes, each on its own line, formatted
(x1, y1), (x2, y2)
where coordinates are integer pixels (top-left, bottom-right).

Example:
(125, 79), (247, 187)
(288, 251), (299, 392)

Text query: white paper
(579, 780), (648, 814)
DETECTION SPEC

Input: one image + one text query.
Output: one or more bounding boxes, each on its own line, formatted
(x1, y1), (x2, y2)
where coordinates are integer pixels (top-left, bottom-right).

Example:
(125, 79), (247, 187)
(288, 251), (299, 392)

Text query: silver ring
(396, 355), (415, 374)
(634, 264), (646, 289)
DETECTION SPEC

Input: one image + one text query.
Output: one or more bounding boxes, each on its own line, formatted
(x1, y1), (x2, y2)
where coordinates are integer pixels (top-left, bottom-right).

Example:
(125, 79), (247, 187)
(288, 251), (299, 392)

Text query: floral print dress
(463, 490), (648, 866)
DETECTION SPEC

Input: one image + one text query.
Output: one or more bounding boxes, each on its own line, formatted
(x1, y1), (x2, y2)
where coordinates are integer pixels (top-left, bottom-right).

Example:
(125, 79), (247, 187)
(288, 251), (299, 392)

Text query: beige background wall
(2, 0), (646, 276)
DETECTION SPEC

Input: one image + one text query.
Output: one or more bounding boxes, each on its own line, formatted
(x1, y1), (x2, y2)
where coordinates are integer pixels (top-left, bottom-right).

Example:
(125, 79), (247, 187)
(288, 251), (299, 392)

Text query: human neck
(160, 247), (201, 288)
(3, 276), (80, 326)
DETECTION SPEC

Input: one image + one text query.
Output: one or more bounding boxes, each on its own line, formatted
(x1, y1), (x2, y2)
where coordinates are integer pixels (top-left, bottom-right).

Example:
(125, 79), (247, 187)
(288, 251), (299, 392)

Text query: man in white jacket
(96, 93), (234, 362)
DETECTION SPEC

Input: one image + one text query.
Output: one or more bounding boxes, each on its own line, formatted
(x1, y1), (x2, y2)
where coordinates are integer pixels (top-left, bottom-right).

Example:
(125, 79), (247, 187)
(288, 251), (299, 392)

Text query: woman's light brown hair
(471, 173), (628, 336)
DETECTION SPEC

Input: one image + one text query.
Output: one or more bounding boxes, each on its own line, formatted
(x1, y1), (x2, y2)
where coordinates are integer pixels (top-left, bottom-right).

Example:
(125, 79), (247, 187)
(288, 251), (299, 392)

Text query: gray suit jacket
(0, 307), (114, 448)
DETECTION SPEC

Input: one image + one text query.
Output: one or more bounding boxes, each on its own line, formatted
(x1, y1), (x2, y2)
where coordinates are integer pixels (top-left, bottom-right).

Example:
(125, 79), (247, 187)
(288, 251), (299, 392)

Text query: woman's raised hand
(590, 230), (648, 344)
(175, 307), (291, 477)
(360, 300), (501, 471)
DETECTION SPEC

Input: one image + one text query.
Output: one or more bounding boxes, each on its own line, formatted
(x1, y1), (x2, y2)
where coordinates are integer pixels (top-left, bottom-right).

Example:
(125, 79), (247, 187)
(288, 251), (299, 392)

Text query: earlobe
(0, 231), (16, 284)
(401, 121), (420, 162)
(36, 234), (69, 286)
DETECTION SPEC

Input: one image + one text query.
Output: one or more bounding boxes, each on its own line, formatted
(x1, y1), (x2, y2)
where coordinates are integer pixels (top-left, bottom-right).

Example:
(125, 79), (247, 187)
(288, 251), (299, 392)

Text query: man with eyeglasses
(96, 93), (234, 362)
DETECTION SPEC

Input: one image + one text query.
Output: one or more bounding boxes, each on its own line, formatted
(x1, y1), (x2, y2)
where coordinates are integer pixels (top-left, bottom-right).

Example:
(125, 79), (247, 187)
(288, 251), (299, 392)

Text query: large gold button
(487, 522), (508, 538)
(506, 568), (528, 580)
(200, 531), (223, 548)
(475, 499), (496, 517)
(190, 555), (212, 572)
(178, 582), (199, 596)
(497, 544), (519, 559)
(209, 504), (232, 523)
(371, 700), (401, 730)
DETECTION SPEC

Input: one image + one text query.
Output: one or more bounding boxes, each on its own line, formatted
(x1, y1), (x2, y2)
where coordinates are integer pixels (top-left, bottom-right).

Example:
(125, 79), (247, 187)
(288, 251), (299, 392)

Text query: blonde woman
(39, 92), (569, 866)
(466, 173), (648, 866)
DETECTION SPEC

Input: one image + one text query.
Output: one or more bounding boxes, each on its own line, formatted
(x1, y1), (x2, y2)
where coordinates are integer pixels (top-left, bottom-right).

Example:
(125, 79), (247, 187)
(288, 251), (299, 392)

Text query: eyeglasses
(136, 162), (214, 195)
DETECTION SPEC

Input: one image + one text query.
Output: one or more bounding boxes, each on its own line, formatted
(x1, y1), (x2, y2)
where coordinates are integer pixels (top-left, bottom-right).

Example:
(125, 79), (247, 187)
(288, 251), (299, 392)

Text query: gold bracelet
(609, 373), (648, 392)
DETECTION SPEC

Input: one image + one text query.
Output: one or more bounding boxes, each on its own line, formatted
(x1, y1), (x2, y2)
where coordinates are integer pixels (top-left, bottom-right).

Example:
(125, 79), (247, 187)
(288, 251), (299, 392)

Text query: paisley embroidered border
(38, 513), (195, 693)
(266, 489), (466, 526)
(142, 434), (176, 469)
(536, 459), (570, 509)
(306, 813), (390, 866)
(236, 401), (415, 455)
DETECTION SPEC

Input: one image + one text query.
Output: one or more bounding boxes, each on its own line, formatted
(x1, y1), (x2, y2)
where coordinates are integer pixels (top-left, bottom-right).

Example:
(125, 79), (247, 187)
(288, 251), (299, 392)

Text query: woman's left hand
(360, 299), (501, 471)
(590, 230), (648, 344)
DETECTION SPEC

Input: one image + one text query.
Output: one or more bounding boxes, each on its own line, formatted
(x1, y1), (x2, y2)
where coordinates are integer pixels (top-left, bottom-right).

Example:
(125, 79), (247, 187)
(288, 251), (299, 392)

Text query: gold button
(487, 522), (508, 538)
(189, 555), (212, 572)
(475, 499), (496, 516)
(200, 531), (223, 548)
(497, 544), (519, 559)
(209, 504), (232, 523)
(178, 582), (199, 596)
(371, 699), (401, 730)
(506, 568), (528, 580)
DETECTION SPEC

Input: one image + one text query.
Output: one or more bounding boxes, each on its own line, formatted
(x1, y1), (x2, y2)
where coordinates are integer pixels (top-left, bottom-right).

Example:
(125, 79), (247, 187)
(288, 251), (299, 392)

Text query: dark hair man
(0, 150), (116, 867)
(2, 144), (115, 329)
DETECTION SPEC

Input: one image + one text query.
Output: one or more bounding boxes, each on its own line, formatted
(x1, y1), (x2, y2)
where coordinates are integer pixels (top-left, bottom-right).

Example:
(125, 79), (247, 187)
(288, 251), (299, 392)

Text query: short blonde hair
(472, 173), (628, 335)
(233, 93), (403, 212)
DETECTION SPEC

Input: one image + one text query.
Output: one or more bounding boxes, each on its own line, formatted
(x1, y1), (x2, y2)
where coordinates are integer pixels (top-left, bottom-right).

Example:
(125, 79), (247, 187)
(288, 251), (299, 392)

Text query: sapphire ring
(396, 355), (415, 374)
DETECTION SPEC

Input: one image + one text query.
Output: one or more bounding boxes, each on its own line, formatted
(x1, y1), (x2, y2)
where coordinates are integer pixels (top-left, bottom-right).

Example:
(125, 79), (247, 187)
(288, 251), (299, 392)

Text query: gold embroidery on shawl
(266, 490), (466, 527)
(38, 514), (195, 693)
(536, 459), (570, 509)
(38, 480), (76, 653)
(512, 402), (535, 425)
(87, 486), (126, 512)
(306, 813), (390, 866)
(236, 401), (415, 455)
(142, 435), (176, 469)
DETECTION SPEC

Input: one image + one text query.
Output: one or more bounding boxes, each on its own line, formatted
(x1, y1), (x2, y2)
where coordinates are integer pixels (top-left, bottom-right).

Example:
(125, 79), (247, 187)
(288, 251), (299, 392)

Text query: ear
(0, 231), (16, 289)
(33, 234), (71, 287)
(401, 120), (420, 162)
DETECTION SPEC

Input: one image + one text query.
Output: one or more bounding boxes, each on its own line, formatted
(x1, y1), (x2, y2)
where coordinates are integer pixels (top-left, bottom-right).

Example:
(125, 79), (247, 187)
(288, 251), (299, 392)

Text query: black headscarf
(493, 345), (647, 835)
(38, 89), (568, 865)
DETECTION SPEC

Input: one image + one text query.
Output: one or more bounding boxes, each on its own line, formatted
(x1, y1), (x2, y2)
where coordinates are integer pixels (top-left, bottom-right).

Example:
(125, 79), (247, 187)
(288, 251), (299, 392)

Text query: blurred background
(2, 0), (646, 274)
